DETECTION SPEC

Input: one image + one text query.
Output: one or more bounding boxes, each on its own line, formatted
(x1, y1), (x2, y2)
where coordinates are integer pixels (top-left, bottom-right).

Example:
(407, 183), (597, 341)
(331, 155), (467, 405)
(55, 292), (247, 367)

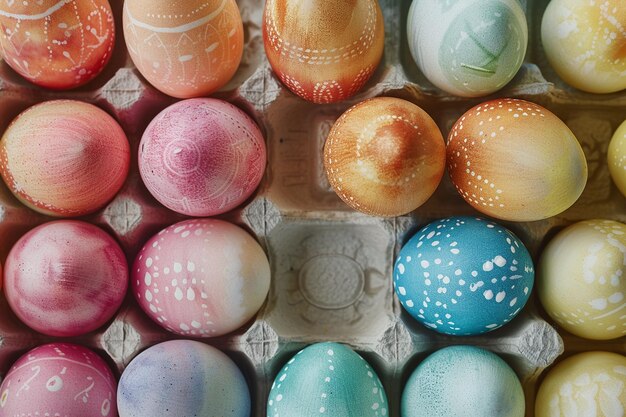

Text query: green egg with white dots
(267, 342), (388, 417)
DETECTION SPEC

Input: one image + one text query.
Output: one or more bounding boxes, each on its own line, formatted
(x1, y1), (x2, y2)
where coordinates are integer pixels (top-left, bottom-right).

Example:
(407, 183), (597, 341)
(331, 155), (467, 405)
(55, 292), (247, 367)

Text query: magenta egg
(0, 343), (117, 417)
(138, 98), (266, 216)
(3, 221), (128, 337)
(132, 219), (271, 337)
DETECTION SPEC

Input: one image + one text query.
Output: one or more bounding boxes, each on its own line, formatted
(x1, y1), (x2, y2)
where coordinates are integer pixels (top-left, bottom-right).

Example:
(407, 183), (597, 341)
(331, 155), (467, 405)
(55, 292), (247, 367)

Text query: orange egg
(264, 0), (385, 104)
(447, 99), (588, 222)
(0, 0), (115, 89)
(123, 0), (244, 98)
(324, 97), (446, 217)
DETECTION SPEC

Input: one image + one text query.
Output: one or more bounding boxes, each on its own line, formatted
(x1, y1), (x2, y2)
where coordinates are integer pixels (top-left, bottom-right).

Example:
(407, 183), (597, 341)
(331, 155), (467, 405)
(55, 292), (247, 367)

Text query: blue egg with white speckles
(394, 216), (534, 335)
(268, 342), (388, 417)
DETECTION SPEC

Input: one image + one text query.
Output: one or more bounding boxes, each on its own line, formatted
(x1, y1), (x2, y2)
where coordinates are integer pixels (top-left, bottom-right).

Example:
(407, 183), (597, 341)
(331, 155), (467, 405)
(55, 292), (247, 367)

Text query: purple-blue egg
(394, 216), (534, 335)
(117, 340), (250, 417)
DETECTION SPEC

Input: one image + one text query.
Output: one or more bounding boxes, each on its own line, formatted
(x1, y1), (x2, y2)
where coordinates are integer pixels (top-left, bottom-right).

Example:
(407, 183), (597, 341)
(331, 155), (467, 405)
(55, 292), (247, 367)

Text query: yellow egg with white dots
(609, 120), (626, 198)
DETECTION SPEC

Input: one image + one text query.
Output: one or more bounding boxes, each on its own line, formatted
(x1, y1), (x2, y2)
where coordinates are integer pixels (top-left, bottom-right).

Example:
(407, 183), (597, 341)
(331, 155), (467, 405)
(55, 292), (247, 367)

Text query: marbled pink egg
(0, 343), (117, 417)
(132, 219), (271, 337)
(3, 221), (128, 337)
(138, 98), (266, 216)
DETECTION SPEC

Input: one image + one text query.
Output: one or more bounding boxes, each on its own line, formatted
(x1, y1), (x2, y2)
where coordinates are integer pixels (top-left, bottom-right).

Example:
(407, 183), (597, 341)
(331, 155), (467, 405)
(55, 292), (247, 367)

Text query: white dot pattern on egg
(394, 216), (534, 335)
(267, 342), (388, 417)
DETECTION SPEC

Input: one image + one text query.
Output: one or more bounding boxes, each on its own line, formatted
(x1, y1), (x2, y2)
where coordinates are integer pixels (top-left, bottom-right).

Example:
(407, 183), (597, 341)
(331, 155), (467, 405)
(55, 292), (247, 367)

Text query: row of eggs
(1, 1), (625, 99)
(0, 341), (623, 417)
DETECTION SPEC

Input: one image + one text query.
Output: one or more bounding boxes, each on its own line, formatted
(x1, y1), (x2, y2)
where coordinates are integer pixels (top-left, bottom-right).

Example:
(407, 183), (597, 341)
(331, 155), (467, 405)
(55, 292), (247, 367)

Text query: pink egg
(0, 343), (117, 417)
(138, 98), (266, 216)
(132, 219), (271, 337)
(4, 221), (128, 337)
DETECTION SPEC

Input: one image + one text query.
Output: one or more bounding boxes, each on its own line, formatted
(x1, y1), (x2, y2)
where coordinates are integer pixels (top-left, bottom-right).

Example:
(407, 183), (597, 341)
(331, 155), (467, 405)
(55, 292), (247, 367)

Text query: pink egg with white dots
(0, 343), (117, 417)
(132, 219), (271, 337)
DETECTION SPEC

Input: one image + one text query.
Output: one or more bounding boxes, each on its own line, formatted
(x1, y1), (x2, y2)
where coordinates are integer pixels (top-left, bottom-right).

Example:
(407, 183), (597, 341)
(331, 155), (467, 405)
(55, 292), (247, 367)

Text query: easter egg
(0, 100), (130, 217)
(535, 352), (626, 417)
(268, 342), (388, 417)
(0, 0), (114, 89)
(118, 340), (250, 417)
(402, 345), (525, 417)
(609, 120), (626, 197)
(407, 0), (528, 97)
(4, 220), (128, 337)
(0, 343), (117, 417)
(263, 0), (385, 103)
(323, 97), (445, 217)
(542, 0), (626, 94)
(394, 216), (534, 335)
(132, 218), (270, 337)
(447, 99), (587, 221)
(123, 0), (243, 98)
(138, 98), (266, 217)
(538, 220), (626, 340)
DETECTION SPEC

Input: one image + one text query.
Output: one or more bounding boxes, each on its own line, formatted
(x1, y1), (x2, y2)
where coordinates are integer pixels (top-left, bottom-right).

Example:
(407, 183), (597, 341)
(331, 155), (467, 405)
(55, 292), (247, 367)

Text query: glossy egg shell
(123, 0), (243, 98)
(538, 219), (626, 340)
(117, 340), (250, 417)
(268, 342), (388, 417)
(402, 345), (525, 417)
(535, 351), (626, 417)
(138, 98), (266, 217)
(3, 220), (128, 337)
(394, 216), (534, 335)
(0, 100), (130, 217)
(0, 343), (117, 417)
(609, 119), (626, 197)
(132, 218), (271, 337)
(0, 0), (114, 89)
(542, 0), (626, 94)
(407, 0), (528, 97)
(324, 97), (446, 217)
(263, 0), (385, 103)
(447, 99), (587, 221)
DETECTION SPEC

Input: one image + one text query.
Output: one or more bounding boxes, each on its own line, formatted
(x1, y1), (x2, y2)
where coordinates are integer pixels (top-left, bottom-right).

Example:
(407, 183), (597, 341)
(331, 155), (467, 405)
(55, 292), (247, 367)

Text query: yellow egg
(538, 220), (626, 340)
(609, 120), (626, 198)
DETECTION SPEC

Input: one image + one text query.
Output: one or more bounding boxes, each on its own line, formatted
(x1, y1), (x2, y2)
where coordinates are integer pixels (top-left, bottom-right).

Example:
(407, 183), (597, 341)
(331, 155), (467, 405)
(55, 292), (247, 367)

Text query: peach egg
(0, 0), (115, 89)
(0, 100), (130, 217)
(609, 119), (626, 198)
(263, 0), (385, 104)
(447, 99), (587, 222)
(123, 0), (244, 98)
(324, 97), (445, 217)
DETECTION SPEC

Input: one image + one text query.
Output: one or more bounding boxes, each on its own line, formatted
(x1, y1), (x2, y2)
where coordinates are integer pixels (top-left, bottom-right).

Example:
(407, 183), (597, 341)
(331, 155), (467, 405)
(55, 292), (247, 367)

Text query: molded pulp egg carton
(0, 0), (624, 416)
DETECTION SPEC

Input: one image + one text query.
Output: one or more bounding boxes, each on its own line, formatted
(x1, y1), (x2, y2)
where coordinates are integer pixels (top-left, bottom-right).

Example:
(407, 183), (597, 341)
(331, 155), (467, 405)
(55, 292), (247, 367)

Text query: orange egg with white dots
(447, 99), (587, 222)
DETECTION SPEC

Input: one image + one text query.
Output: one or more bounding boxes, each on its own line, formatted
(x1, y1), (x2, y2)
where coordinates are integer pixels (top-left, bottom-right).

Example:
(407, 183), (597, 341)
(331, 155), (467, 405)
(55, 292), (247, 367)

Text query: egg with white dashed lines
(394, 216), (534, 335)
(267, 342), (388, 417)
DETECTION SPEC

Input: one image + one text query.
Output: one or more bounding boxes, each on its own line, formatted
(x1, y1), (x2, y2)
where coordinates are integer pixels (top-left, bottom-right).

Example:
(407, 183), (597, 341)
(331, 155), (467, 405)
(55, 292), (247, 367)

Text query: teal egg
(268, 343), (388, 417)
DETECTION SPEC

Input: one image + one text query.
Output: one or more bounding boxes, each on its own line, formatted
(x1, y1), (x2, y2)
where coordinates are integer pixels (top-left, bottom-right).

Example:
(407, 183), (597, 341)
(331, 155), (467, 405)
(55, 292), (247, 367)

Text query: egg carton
(0, 0), (624, 416)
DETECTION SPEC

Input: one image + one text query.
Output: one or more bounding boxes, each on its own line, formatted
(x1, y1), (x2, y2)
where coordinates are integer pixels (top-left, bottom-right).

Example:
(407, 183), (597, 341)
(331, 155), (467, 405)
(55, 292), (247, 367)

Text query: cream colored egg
(609, 120), (626, 198)
(538, 220), (626, 340)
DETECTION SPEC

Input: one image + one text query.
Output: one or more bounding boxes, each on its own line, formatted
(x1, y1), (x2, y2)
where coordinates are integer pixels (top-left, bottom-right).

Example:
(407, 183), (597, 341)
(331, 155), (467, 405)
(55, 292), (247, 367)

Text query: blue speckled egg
(117, 340), (250, 417)
(402, 345), (525, 417)
(268, 342), (388, 417)
(394, 216), (534, 335)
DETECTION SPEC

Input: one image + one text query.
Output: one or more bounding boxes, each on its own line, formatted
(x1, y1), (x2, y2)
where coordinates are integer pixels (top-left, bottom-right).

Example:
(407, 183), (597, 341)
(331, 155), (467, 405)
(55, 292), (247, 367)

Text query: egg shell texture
(132, 218), (271, 337)
(138, 98), (266, 217)
(407, 0), (528, 97)
(0, 100), (130, 217)
(117, 340), (250, 417)
(402, 345), (525, 417)
(538, 219), (626, 340)
(394, 216), (534, 335)
(535, 351), (626, 417)
(0, 0), (115, 89)
(263, 0), (384, 103)
(541, 0), (626, 94)
(447, 99), (587, 221)
(608, 119), (626, 198)
(3, 220), (128, 337)
(123, 0), (244, 98)
(0, 343), (117, 417)
(268, 342), (388, 417)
